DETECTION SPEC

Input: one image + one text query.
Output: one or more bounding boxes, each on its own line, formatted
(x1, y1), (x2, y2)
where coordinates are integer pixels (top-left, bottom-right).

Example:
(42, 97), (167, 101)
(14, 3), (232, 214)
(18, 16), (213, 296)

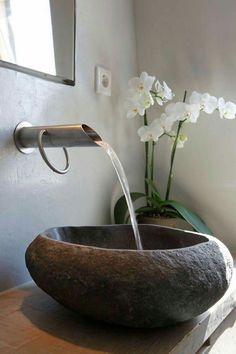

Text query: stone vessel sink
(25, 225), (233, 328)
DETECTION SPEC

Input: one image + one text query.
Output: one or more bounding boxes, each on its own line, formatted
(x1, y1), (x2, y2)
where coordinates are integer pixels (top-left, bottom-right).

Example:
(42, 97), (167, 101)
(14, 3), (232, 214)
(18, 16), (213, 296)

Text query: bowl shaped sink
(25, 225), (233, 328)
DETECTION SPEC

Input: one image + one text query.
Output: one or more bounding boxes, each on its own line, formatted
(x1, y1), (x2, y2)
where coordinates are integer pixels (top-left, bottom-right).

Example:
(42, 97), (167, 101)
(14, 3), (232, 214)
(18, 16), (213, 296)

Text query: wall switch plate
(95, 66), (112, 96)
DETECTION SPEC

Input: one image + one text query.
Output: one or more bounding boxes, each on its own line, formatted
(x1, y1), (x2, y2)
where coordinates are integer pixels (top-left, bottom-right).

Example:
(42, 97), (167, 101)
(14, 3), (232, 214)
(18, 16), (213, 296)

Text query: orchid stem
(165, 90), (187, 201)
(143, 111), (149, 206)
(151, 141), (155, 182)
(150, 141), (155, 201)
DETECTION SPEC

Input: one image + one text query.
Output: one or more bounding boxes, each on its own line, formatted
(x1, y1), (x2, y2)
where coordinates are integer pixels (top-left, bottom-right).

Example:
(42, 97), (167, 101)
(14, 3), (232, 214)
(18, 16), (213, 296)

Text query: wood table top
(0, 273), (235, 354)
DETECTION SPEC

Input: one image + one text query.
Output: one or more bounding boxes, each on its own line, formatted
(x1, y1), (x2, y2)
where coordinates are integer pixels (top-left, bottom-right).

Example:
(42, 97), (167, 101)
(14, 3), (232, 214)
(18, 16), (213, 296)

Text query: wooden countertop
(0, 273), (235, 354)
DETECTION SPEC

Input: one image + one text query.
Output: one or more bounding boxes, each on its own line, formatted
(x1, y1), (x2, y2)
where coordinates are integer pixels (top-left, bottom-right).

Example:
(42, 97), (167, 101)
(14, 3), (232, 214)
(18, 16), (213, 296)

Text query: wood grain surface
(0, 276), (235, 354)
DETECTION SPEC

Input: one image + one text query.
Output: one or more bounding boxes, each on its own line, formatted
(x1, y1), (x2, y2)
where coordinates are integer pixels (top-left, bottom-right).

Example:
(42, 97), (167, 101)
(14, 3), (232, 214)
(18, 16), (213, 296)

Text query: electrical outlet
(95, 66), (112, 96)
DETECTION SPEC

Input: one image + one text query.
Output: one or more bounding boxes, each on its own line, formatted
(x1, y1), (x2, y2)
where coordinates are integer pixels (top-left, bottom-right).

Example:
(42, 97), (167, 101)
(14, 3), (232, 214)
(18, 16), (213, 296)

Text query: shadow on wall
(170, 179), (236, 248)
(0, 271), (20, 292)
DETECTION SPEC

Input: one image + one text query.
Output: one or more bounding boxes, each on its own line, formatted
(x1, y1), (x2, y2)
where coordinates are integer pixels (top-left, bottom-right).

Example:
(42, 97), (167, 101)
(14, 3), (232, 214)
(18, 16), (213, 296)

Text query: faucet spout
(14, 121), (102, 154)
(13, 121), (103, 174)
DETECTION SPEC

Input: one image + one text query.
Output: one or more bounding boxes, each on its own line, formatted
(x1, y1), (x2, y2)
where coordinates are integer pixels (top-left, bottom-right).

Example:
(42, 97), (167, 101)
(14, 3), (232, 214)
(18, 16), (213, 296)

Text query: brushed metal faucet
(14, 121), (102, 174)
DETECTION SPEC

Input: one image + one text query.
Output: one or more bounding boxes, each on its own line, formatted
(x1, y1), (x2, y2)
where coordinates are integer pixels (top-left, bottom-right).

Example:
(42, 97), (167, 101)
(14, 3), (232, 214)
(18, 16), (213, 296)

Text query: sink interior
(43, 225), (208, 250)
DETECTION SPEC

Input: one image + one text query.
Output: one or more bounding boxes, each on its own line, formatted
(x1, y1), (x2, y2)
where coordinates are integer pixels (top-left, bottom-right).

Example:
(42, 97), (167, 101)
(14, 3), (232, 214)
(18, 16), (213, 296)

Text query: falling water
(98, 141), (143, 250)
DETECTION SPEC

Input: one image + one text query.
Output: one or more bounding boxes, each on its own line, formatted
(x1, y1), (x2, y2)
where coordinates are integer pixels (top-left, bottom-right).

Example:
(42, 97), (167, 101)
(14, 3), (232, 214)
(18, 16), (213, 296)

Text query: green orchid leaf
(162, 200), (213, 235)
(161, 206), (180, 218)
(125, 214), (130, 224)
(145, 179), (162, 200)
(145, 179), (164, 209)
(147, 196), (161, 209)
(114, 192), (145, 224)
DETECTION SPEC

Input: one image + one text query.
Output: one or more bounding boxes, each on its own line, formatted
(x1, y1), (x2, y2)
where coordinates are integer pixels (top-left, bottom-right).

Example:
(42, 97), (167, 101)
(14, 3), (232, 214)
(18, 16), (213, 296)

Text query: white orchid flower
(139, 91), (154, 109)
(165, 102), (200, 123)
(171, 133), (188, 148)
(128, 72), (155, 95)
(159, 113), (175, 132)
(125, 90), (154, 118)
(155, 80), (174, 105)
(138, 119), (164, 142)
(218, 97), (236, 119)
(184, 104), (201, 123)
(165, 102), (185, 119)
(189, 91), (218, 114)
(125, 98), (145, 119)
(177, 134), (188, 148)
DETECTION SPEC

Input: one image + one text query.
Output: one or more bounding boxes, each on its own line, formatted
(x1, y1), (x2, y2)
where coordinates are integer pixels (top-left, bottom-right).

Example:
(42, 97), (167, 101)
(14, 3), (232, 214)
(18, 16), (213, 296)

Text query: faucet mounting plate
(14, 121), (35, 154)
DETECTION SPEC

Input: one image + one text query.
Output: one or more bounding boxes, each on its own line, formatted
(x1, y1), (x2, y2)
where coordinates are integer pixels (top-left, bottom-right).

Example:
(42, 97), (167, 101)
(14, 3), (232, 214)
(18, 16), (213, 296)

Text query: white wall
(0, 0), (143, 292)
(134, 0), (236, 252)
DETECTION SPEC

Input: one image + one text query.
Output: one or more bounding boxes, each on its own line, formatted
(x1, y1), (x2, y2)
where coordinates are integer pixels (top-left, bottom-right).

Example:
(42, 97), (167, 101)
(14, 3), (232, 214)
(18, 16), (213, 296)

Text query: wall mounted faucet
(14, 122), (102, 174)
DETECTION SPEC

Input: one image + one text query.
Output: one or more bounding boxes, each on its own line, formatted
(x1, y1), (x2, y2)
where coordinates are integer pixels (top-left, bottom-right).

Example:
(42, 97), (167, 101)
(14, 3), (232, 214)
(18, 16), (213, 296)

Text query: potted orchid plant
(114, 72), (236, 234)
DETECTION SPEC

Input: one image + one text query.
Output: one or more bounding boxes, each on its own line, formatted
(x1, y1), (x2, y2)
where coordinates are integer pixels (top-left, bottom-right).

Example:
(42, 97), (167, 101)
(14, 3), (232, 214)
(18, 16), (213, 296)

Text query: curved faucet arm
(14, 121), (102, 153)
(13, 121), (102, 174)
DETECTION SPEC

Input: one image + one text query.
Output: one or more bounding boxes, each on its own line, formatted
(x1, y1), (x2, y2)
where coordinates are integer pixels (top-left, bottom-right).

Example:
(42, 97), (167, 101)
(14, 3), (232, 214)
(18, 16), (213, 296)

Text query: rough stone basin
(25, 225), (233, 328)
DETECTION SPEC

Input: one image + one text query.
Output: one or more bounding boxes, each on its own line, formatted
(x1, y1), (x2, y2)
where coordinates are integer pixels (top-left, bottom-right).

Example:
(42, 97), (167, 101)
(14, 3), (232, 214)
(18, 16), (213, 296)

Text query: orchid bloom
(218, 97), (236, 119)
(165, 102), (200, 123)
(155, 80), (174, 106)
(170, 133), (188, 148)
(126, 90), (154, 118)
(139, 91), (155, 109)
(189, 91), (218, 114)
(128, 72), (155, 95)
(138, 119), (164, 142)
(126, 98), (145, 119)
(159, 113), (175, 133)
(176, 133), (188, 148)
(138, 113), (175, 143)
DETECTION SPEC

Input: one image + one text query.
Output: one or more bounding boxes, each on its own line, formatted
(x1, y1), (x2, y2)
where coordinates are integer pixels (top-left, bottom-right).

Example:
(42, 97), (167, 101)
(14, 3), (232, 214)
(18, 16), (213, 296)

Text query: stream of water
(98, 141), (143, 250)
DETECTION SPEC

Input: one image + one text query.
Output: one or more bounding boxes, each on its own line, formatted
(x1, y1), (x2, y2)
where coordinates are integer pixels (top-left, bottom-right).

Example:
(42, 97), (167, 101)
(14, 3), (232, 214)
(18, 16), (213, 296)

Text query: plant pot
(138, 215), (194, 231)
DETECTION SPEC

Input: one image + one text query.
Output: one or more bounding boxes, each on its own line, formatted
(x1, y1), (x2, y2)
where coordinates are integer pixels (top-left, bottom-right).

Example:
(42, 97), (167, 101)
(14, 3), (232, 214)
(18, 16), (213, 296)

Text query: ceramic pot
(138, 215), (194, 231)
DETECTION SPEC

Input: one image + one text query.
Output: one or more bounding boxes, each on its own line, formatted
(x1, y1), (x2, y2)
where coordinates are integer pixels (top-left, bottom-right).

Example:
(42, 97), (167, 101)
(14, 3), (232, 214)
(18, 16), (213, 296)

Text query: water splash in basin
(98, 141), (142, 250)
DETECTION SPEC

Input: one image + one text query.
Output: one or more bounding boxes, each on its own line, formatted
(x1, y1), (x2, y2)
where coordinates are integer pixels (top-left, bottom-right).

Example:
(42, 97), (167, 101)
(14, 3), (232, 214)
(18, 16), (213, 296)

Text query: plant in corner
(114, 72), (236, 234)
